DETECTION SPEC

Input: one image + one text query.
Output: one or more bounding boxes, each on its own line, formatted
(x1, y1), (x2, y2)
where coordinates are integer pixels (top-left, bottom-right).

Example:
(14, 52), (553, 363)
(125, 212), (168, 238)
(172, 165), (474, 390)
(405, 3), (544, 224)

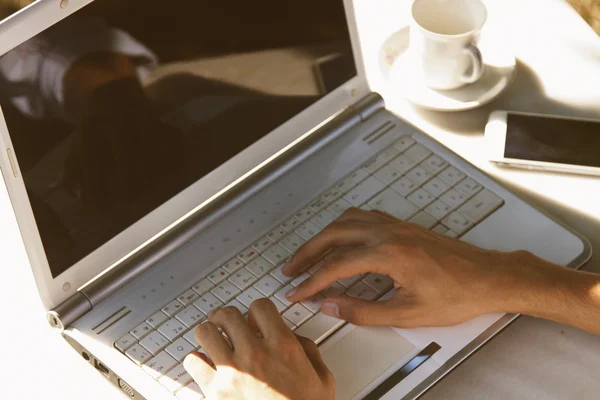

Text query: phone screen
(505, 114), (600, 168)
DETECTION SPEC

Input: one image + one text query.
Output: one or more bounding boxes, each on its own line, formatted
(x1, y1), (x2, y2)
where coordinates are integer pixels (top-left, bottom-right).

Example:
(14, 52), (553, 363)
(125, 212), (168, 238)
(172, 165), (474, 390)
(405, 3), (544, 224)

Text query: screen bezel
(0, 0), (370, 310)
(485, 110), (600, 176)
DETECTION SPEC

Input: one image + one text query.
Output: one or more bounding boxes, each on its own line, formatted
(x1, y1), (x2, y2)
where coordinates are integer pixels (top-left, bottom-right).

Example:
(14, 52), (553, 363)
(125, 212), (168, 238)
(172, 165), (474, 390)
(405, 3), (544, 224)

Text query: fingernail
(286, 287), (298, 299)
(208, 310), (216, 319)
(322, 301), (340, 318)
(281, 261), (291, 276)
(183, 354), (195, 371)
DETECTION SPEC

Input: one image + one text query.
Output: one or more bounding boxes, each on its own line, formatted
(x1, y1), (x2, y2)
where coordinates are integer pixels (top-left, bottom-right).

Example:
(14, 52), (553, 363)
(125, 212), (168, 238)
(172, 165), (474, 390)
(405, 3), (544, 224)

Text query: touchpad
(322, 326), (415, 400)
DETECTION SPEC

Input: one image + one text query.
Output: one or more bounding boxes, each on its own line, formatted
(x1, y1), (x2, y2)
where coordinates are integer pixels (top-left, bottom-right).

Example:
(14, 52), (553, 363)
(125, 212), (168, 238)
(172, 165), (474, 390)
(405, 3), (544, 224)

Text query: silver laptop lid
(0, 0), (370, 310)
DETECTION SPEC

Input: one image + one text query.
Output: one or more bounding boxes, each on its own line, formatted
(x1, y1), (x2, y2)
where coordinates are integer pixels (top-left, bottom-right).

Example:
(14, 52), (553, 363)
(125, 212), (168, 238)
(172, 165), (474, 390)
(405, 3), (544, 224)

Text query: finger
(183, 352), (215, 389)
(335, 207), (391, 224)
(295, 335), (332, 382)
(209, 307), (256, 351)
(248, 298), (295, 340)
(370, 209), (400, 222)
(286, 248), (379, 302)
(194, 322), (234, 366)
(321, 295), (401, 326)
(283, 221), (385, 277)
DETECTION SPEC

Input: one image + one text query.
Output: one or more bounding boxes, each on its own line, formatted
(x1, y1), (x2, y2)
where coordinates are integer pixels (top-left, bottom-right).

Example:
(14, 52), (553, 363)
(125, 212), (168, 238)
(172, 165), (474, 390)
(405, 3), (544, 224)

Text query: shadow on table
(409, 59), (600, 136)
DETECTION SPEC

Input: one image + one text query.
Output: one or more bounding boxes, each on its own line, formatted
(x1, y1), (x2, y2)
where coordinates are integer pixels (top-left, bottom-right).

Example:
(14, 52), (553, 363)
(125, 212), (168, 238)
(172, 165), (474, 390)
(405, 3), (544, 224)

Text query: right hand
(283, 208), (562, 328)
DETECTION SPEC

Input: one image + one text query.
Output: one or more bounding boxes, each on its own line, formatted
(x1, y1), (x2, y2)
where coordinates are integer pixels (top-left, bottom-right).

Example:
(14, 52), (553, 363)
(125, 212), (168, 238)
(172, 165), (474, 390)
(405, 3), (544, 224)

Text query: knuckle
(250, 297), (275, 313)
(216, 306), (240, 319)
(194, 321), (215, 338)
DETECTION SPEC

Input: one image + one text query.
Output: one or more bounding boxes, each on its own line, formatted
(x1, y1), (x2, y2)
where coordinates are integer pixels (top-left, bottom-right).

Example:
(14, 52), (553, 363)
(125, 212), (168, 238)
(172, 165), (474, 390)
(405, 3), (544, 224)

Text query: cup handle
(461, 44), (484, 84)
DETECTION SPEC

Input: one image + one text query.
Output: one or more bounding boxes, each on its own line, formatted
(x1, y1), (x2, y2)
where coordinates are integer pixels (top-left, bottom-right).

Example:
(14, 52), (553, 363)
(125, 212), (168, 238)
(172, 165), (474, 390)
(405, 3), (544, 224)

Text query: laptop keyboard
(114, 135), (505, 399)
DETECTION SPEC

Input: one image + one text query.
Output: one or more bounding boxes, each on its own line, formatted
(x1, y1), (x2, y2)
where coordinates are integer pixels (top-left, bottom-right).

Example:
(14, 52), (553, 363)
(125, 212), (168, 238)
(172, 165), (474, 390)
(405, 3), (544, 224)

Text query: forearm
(500, 252), (600, 335)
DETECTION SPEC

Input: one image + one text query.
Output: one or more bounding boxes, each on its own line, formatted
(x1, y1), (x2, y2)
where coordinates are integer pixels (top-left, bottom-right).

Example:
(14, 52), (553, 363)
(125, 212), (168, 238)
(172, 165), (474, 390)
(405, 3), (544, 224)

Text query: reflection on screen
(0, 0), (357, 277)
(505, 114), (600, 168)
(0, 0), (36, 22)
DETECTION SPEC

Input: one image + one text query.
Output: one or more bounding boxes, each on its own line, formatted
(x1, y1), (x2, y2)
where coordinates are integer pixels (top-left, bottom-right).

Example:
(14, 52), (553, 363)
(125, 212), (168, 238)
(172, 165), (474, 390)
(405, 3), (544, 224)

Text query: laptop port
(118, 379), (135, 398)
(94, 359), (110, 377)
(81, 352), (90, 361)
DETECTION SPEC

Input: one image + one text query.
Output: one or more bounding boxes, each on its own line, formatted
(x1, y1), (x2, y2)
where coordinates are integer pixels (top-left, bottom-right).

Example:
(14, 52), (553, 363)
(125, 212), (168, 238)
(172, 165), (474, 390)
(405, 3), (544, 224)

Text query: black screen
(0, 0), (357, 277)
(505, 114), (600, 168)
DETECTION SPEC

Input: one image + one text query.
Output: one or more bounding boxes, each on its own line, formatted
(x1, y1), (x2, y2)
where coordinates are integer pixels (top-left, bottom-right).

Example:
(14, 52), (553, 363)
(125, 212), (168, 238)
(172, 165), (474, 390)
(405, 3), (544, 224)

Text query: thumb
(321, 296), (399, 326)
(183, 352), (215, 390)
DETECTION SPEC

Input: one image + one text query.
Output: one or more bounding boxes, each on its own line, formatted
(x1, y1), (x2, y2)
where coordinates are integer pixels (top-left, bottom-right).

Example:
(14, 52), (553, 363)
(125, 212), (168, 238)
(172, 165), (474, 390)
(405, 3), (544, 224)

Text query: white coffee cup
(410, 0), (487, 90)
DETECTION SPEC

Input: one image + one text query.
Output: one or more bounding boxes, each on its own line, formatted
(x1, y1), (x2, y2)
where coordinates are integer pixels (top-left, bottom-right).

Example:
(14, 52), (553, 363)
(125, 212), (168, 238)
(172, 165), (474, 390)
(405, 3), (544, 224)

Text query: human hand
(183, 299), (335, 400)
(283, 208), (559, 328)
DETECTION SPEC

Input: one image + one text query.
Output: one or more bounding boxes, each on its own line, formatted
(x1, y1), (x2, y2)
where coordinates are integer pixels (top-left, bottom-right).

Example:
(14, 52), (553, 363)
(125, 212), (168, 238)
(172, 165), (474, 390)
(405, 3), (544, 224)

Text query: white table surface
(1, 0), (599, 399)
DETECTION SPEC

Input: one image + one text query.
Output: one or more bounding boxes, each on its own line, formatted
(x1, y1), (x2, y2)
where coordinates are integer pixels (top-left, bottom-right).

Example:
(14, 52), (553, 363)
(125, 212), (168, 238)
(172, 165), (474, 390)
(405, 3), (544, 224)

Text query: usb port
(94, 359), (110, 377)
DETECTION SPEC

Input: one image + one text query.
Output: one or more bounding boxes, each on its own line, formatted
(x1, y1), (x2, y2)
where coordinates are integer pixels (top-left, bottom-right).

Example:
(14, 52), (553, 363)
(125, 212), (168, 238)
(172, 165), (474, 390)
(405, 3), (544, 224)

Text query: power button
(6, 148), (18, 178)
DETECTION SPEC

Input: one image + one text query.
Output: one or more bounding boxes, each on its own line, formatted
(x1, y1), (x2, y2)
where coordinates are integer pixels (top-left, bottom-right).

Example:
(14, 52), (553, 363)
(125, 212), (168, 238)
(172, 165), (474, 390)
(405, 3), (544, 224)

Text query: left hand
(183, 299), (336, 400)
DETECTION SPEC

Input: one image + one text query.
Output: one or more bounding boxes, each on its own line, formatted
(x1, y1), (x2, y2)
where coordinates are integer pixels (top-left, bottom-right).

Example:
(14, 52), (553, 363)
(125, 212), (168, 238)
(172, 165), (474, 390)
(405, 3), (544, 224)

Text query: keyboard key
(301, 294), (326, 314)
(193, 293), (224, 315)
(207, 267), (229, 284)
(115, 333), (137, 352)
(421, 154), (449, 174)
(458, 189), (504, 224)
(125, 344), (153, 366)
(368, 188), (419, 221)
(283, 318), (297, 330)
(393, 136), (416, 152)
(295, 206), (316, 223)
(432, 224), (448, 235)
(347, 282), (378, 301)
(390, 176), (419, 196)
(274, 285), (295, 307)
(225, 299), (248, 315)
(321, 282), (346, 298)
(191, 279), (214, 296)
(183, 327), (200, 347)
(211, 281), (241, 303)
(388, 154), (417, 174)
(327, 198), (353, 217)
(439, 189), (469, 209)
(177, 289), (200, 307)
(422, 178), (450, 198)
(166, 337), (196, 363)
(442, 212), (474, 235)
(143, 351), (178, 380)
(363, 274), (394, 294)
(252, 237), (274, 253)
(438, 166), (466, 186)
(445, 230), (459, 238)
(283, 304), (313, 326)
(455, 178), (484, 198)
(159, 364), (194, 393)
(409, 211), (438, 229)
(228, 268), (258, 290)
(236, 247), (259, 264)
(408, 188), (436, 209)
(270, 298), (289, 313)
(158, 318), (187, 342)
(146, 311), (169, 329)
(291, 272), (311, 287)
(175, 306), (206, 328)
(176, 382), (205, 400)
(344, 177), (386, 207)
(237, 287), (266, 308)
(405, 165), (434, 186)
(338, 275), (362, 288)
(254, 275), (282, 297)
(281, 217), (302, 233)
(221, 257), (245, 274)
(246, 257), (274, 278)
(266, 226), (288, 242)
(425, 200), (453, 221)
(131, 322), (153, 340)
(279, 233), (306, 253)
(404, 143), (432, 163)
(270, 264), (293, 284)
(309, 197), (329, 212)
(378, 145), (402, 161)
(362, 155), (387, 173)
(374, 165), (403, 185)
(294, 313), (345, 345)
(140, 332), (170, 355)
(311, 209), (336, 229)
(295, 221), (321, 240)
(322, 186), (344, 203)
(349, 168), (370, 183)
(162, 300), (185, 318)
(262, 244), (290, 266)
(335, 176), (358, 193)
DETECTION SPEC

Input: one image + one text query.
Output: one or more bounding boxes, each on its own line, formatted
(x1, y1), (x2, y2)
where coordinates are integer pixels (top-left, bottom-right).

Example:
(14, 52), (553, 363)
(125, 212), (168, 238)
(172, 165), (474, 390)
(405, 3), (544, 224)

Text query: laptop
(0, 1), (591, 399)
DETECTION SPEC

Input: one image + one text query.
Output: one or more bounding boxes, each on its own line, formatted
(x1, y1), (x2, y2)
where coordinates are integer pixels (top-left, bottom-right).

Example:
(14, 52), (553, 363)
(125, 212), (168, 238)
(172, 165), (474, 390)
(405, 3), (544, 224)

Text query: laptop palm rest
(322, 326), (415, 400)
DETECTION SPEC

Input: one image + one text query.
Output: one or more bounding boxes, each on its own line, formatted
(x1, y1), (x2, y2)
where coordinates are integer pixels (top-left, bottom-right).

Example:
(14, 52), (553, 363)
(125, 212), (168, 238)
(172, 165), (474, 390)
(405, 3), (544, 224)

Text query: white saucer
(380, 27), (517, 112)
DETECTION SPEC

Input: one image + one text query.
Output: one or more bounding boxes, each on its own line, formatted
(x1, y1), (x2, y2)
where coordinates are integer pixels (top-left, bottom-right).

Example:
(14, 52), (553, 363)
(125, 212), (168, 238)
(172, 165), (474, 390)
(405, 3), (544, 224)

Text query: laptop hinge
(47, 92), (385, 331)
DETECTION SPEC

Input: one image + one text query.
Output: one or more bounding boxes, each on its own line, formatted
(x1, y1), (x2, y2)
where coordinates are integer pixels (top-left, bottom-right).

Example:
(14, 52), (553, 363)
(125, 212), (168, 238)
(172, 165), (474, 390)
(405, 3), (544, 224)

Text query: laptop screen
(0, 0), (357, 278)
